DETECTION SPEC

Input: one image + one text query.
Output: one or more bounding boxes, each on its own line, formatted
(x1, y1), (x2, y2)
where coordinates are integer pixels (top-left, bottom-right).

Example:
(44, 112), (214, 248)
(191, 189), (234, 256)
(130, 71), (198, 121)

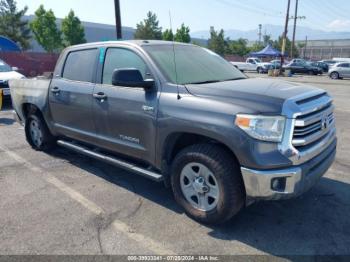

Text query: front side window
(143, 44), (246, 85)
(62, 49), (98, 82)
(339, 63), (349, 68)
(102, 48), (148, 85)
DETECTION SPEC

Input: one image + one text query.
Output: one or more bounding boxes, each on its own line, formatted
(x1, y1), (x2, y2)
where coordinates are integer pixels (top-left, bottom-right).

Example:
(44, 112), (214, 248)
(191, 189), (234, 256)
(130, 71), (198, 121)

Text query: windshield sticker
(99, 48), (106, 64)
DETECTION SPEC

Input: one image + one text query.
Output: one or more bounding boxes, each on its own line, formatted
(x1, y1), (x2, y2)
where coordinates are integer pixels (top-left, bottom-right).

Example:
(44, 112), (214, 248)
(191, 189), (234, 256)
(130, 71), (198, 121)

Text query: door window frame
(60, 48), (99, 84)
(97, 46), (158, 90)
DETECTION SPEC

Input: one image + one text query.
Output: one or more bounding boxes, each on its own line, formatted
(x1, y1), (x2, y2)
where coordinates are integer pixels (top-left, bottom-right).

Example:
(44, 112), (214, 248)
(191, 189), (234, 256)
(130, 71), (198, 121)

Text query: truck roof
(66, 40), (192, 51)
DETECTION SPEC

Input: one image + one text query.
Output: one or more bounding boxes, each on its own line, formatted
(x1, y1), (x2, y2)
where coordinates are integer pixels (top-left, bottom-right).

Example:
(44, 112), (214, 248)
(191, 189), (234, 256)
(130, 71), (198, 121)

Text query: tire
(171, 144), (245, 224)
(25, 114), (56, 151)
(308, 71), (314, 75)
(330, 72), (339, 80)
(257, 67), (263, 74)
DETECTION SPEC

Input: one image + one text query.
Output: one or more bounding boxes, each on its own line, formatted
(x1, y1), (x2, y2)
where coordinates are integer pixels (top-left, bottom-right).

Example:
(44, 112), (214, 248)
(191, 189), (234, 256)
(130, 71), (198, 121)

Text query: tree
(0, 0), (31, 49)
(228, 38), (249, 56)
(162, 29), (174, 41)
(134, 11), (162, 40)
(30, 5), (62, 52)
(263, 34), (273, 46)
(273, 36), (299, 58)
(61, 10), (86, 47)
(174, 23), (191, 43)
(208, 27), (226, 56)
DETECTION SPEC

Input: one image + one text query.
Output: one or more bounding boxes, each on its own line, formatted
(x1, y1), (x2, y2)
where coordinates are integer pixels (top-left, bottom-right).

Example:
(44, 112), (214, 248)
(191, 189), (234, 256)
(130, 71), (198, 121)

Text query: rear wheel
(330, 72), (339, 80)
(171, 144), (245, 224)
(25, 114), (56, 151)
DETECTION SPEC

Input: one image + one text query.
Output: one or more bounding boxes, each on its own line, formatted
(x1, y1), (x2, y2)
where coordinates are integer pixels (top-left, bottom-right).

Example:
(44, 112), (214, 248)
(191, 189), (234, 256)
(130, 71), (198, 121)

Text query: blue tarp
(0, 36), (21, 52)
(250, 44), (282, 57)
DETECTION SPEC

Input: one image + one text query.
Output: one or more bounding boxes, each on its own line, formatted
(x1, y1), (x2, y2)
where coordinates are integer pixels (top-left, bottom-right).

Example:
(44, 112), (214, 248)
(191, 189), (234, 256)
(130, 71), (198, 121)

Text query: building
(25, 15), (135, 52)
(297, 39), (350, 60)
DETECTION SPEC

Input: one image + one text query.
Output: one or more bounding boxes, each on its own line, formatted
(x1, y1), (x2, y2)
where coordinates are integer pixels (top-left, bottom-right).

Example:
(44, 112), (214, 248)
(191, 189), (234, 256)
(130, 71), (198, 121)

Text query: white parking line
(0, 144), (175, 255)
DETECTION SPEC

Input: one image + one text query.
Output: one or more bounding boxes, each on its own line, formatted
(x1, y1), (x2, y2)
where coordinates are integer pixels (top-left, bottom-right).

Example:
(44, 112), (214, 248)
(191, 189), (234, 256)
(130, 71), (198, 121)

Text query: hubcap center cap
(193, 177), (209, 194)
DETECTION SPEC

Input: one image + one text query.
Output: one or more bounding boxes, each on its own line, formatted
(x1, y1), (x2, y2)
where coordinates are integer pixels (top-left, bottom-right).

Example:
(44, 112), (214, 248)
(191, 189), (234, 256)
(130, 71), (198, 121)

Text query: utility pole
(291, 0), (298, 58)
(291, 0), (306, 58)
(281, 0), (291, 66)
(304, 35), (308, 59)
(114, 0), (122, 39)
(258, 24), (262, 45)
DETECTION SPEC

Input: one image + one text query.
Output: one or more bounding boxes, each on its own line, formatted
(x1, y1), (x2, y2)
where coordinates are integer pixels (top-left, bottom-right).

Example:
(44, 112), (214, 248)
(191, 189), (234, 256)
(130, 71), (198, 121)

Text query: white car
(0, 59), (25, 98)
(230, 57), (272, 73)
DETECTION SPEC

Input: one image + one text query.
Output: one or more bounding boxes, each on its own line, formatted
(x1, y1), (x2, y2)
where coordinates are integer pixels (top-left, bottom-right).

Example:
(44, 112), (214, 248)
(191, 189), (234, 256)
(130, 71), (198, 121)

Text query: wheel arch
(160, 132), (241, 186)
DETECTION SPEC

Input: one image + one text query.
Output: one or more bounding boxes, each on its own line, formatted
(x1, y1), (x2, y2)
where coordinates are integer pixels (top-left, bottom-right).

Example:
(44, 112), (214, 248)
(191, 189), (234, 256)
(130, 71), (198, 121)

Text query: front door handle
(93, 92), (107, 102)
(51, 87), (60, 94)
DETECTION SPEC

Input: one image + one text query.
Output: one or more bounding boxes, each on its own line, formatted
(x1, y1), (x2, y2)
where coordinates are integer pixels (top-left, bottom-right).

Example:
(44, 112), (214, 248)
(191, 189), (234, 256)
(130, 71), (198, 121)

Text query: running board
(57, 140), (163, 182)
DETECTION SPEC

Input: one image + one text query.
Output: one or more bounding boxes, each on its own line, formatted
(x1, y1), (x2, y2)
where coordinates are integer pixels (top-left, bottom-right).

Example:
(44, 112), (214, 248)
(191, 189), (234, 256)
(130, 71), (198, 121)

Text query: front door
(49, 48), (99, 143)
(92, 47), (158, 164)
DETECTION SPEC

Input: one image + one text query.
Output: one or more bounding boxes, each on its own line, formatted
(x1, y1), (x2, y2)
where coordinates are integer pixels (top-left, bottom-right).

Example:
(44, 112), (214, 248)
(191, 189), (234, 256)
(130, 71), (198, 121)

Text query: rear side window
(62, 49), (98, 82)
(339, 63), (349, 68)
(102, 48), (147, 85)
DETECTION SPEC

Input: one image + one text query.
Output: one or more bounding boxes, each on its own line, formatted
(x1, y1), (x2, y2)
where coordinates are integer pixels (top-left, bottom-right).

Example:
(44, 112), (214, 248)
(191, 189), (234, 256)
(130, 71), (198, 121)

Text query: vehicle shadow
(49, 147), (350, 256)
(49, 147), (183, 214)
(0, 101), (15, 126)
(207, 174), (350, 256)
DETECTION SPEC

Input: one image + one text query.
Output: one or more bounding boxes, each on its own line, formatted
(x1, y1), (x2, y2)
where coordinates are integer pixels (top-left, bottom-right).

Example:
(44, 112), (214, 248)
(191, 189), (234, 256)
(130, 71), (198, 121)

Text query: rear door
(49, 48), (99, 143)
(92, 47), (159, 164)
(339, 63), (350, 77)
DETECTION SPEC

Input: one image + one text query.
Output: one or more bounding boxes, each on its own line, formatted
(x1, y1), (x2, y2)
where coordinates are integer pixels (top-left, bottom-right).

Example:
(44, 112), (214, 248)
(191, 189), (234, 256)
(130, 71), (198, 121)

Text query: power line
(216, 0), (284, 18)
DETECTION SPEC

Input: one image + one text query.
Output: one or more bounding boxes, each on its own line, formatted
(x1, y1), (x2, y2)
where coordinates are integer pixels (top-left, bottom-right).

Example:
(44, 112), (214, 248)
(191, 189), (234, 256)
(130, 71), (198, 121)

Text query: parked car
(10, 41), (337, 224)
(328, 62), (350, 80)
(230, 57), (271, 73)
(319, 60), (338, 68)
(269, 60), (282, 69)
(283, 61), (323, 75)
(0, 59), (25, 99)
(308, 61), (329, 73)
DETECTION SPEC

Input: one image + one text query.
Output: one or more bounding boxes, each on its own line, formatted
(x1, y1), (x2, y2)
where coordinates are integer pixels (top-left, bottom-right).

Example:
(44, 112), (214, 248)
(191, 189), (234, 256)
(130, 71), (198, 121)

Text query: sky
(16, 0), (350, 33)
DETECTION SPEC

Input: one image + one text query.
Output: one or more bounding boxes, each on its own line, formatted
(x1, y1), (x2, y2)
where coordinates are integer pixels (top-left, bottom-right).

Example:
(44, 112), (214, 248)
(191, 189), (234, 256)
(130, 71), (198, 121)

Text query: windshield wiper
(186, 80), (222, 85)
(220, 77), (246, 82)
(186, 77), (246, 85)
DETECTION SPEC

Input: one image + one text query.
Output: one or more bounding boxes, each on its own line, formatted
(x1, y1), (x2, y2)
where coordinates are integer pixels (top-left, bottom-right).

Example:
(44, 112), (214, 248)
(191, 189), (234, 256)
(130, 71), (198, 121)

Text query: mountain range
(191, 24), (350, 41)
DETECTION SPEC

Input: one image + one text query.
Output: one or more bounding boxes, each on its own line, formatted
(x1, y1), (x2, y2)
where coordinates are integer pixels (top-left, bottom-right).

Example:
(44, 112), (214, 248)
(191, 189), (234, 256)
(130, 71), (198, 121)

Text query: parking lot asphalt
(0, 75), (350, 257)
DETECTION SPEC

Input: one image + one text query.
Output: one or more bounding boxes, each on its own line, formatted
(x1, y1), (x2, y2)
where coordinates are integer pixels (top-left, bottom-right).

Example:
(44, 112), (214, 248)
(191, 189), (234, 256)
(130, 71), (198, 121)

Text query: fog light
(271, 177), (287, 192)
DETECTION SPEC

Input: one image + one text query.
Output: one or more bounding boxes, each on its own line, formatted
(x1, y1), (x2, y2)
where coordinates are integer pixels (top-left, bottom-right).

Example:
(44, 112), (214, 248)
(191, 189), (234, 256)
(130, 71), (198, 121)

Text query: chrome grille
(292, 97), (335, 150)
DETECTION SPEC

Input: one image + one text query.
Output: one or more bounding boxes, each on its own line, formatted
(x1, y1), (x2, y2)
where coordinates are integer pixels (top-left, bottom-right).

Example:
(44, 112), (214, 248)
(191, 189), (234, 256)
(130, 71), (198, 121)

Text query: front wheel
(330, 72), (339, 80)
(171, 144), (245, 224)
(257, 67), (264, 74)
(25, 114), (56, 151)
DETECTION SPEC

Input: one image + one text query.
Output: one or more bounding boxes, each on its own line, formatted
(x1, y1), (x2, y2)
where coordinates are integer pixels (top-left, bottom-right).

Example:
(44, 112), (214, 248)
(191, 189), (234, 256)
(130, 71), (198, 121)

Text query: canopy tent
(0, 36), (21, 52)
(250, 44), (282, 57)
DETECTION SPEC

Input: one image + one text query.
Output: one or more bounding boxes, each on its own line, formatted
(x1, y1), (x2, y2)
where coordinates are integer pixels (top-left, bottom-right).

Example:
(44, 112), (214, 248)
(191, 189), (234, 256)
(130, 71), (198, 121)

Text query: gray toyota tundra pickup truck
(9, 40), (337, 224)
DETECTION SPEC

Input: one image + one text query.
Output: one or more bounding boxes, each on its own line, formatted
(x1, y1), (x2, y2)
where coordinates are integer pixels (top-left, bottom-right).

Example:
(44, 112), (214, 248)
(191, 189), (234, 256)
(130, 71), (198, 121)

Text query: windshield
(143, 44), (246, 85)
(0, 60), (12, 72)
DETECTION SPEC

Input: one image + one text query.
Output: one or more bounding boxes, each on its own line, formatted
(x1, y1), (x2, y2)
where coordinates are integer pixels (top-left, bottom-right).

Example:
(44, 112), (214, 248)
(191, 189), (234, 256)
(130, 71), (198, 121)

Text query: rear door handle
(93, 92), (107, 102)
(51, 87), (60, 94)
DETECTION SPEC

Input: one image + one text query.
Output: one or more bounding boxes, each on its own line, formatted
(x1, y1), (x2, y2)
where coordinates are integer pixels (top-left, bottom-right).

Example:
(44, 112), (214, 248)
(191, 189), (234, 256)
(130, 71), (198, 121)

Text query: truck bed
(9, 78), (51, 121)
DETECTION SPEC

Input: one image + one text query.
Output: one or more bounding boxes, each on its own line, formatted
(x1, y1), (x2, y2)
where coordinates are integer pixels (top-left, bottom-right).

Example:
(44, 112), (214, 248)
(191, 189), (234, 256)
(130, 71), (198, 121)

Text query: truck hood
(185, 78), (323, 115)
(0, 71), (24, 82)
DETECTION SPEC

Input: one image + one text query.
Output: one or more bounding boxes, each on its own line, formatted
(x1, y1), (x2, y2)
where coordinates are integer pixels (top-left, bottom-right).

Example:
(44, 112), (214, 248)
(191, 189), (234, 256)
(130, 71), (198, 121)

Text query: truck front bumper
(241, 138), (336, 201)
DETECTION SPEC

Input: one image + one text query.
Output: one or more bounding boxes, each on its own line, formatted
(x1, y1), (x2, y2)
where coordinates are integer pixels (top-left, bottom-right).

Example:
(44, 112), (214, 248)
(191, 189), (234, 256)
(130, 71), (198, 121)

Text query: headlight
(235, 114), (286, 142)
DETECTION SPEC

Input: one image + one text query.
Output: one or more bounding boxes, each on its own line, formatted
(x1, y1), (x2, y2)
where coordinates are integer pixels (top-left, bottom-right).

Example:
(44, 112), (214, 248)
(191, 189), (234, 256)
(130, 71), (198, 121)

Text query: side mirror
(12, 67), (19, 71)
(112, 68), (154, 89)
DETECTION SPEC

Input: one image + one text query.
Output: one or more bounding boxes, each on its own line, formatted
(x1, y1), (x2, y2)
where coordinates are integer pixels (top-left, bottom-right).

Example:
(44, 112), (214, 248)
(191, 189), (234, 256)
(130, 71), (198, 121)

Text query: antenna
(169, 10), (181, 100)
